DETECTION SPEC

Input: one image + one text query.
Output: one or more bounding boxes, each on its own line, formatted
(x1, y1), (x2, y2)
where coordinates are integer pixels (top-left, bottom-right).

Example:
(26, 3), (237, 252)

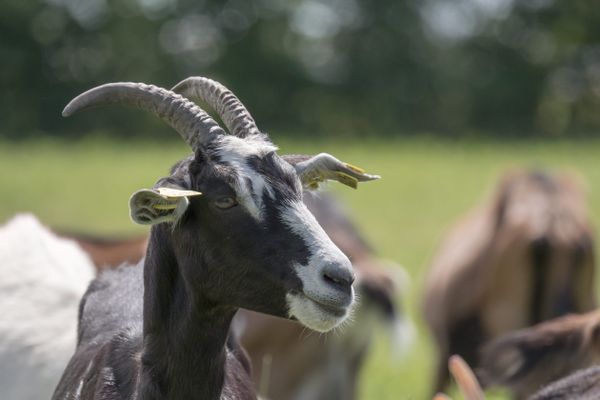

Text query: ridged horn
(171, 77), (260, 138)
(62, 82), (226, 149)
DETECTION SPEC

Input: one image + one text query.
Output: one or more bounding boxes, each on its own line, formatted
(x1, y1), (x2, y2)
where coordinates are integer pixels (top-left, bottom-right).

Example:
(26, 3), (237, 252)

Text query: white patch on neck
(215, 135), (278, 220)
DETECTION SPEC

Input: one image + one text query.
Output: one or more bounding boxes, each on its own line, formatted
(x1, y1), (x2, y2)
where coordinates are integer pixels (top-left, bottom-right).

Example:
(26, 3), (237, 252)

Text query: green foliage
(2, 137), (599, 399)
(2, 0), (600, 139)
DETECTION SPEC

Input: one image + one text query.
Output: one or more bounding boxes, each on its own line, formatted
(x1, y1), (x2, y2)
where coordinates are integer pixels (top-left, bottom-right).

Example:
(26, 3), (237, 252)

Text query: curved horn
(63, 82), (226, 149)
(171, 77), (260, 138)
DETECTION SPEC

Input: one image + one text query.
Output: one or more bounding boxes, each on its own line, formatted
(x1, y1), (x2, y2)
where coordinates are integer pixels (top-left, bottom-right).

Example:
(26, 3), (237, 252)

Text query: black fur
(52, 145), (329, 400)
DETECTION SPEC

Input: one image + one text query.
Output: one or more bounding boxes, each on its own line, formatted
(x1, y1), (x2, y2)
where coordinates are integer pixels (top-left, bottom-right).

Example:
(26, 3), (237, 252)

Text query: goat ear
(129, 187), (202, 225)
(287, 153), (380, 190)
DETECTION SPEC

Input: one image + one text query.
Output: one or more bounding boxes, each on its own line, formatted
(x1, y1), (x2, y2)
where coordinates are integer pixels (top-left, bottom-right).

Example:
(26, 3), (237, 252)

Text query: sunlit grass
(2, 136), (600, 399)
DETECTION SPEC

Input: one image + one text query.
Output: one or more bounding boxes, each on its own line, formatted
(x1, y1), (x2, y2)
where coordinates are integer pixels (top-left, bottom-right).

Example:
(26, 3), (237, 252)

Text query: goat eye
(214, 196), (238, 209)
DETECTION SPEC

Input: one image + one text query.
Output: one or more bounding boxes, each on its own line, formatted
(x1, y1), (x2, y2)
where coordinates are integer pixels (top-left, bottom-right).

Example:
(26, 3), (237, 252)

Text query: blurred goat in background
(528, 365), (600, 400)
(0, 215), (95, 400)
(479, 309), (600, 398)
(423, 169), (596, 395)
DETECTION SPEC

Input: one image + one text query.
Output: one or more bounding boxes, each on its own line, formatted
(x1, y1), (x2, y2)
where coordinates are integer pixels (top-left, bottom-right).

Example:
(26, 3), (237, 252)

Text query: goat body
(55, 248), (255, 399)
(479, 309), (600, 398)
(56, 232), (147, 270)
(434, 354), (600, 400)
(63, 190), (407, 400)
(530, 366), (600, 400)
(0, 214), (95, 400)
(423, 170), (596, 394)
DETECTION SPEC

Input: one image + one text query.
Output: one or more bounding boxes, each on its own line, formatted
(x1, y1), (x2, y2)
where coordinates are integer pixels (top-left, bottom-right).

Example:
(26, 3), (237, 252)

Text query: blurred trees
(1, 0), (599, 138)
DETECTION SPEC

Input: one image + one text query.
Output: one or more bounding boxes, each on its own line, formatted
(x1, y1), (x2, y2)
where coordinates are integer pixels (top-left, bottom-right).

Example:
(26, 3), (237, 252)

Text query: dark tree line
(1, 0), (599, 139)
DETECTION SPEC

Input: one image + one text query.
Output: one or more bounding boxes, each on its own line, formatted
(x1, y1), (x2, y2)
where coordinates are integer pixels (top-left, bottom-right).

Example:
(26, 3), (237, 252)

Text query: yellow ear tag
(334, 172), (359, 189)
(151, 188), (202, 210)
(153, 204), (178, 210)
(343, 163), (366, 174)
(156, 187), (202, 198)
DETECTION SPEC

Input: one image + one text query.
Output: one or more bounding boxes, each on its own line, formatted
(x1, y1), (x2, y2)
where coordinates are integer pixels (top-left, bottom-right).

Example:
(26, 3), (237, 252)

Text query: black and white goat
(52, 77), (378, 399)
(60, 190), (409, 400)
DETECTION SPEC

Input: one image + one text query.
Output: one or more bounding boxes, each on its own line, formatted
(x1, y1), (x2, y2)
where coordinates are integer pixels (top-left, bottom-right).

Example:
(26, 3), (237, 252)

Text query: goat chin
(286, 291), (354, 332)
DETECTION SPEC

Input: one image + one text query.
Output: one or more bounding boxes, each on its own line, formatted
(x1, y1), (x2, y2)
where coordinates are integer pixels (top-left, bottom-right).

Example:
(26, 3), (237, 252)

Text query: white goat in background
(0, 214), (95, 400)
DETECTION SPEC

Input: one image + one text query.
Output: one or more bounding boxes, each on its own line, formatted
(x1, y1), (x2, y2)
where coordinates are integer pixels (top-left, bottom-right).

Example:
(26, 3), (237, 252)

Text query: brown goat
(63, 190), (404, 400)
(529, 365), (600, 400)
(434, 353), (600, 400)
(423, 169), (596, 395)
(55, 232), (147, 270)
(479, 309), (600, 398)
(434, 352), (600, 400)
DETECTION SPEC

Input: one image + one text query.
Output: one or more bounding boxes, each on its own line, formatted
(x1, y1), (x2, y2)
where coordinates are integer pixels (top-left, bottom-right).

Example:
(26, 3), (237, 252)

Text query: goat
(478, 309), (600, 398)
(435, 354), (600, 400)
(423, 169), (596, 394)
(52, 77), (378, 399)
(0, 214), (95, 400)
(61, 190), (408, 400)
(529, 366), (600, 400)
(57, 232), (147, 270)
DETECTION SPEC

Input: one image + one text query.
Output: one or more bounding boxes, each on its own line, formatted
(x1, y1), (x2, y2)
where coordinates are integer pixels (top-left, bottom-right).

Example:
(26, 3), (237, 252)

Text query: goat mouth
(286, 290), (353, 332)
(302, 294), (348, 317)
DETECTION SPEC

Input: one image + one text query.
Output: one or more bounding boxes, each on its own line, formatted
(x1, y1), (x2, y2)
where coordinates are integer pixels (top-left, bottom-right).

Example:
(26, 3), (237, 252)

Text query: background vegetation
(2, 137), (599, 399)
(2, 0), (600, 139)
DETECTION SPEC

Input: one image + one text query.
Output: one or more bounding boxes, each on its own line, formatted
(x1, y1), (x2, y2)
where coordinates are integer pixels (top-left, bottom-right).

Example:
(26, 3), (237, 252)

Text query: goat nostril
(322, 264), (354, 288)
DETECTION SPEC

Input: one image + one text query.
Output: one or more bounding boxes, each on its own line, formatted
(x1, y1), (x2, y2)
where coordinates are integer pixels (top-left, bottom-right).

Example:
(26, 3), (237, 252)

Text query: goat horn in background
(448, 355), (484, 400)
(172, 77), (260, 138)
(62, 82), (226, 149)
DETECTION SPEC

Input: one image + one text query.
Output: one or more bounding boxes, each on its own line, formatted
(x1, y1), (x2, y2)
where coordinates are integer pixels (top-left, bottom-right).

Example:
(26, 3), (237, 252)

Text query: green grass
(2, 136), (600, 399)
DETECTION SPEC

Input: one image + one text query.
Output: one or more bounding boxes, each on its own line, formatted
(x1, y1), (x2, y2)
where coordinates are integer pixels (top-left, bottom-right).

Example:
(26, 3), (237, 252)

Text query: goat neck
(139, 224), (252, 400)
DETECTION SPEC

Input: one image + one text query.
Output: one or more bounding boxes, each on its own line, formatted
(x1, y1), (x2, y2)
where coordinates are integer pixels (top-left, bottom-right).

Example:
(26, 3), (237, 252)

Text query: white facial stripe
(215, 135), (277, 220)
(280, 200), (348, 269)
(280, 200), (355, 331)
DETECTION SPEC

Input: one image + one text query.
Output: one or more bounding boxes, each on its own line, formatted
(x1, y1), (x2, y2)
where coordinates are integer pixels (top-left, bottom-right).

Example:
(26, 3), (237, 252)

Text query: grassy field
(2, 136), (600, 399)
